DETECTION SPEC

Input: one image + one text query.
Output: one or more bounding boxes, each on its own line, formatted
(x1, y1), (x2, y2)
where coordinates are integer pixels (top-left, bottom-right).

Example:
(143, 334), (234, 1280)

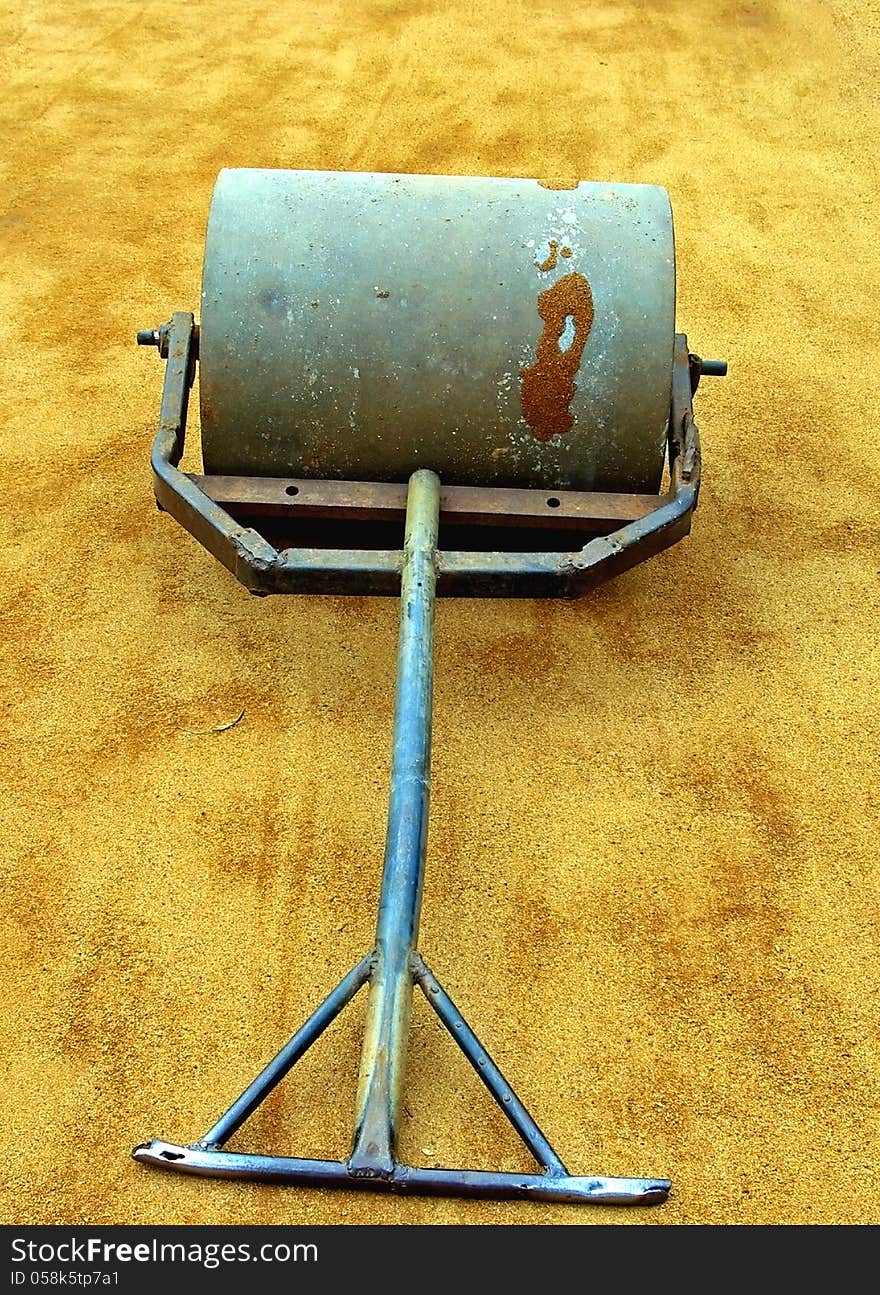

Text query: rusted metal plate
(186, 474), (663, 532)
(199, 169), (674, 493)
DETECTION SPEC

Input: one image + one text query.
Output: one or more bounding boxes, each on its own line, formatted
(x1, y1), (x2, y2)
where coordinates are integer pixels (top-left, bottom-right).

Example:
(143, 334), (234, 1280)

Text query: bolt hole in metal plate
(198, 170), (675, 494)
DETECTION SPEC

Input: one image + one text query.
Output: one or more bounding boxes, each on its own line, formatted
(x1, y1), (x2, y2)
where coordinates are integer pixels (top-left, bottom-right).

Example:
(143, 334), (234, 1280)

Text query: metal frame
(133, 312), (725, 1206)
(143, 312), (708, 598)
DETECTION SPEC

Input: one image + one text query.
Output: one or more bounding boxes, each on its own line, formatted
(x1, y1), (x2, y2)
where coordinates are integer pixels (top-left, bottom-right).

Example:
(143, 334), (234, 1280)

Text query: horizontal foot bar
(132, 1141), (669, 1205)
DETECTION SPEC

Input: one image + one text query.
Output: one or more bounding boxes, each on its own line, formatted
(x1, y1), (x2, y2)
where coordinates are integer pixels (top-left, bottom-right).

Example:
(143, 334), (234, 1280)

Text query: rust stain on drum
(519, 272), (594, 442)
(535, 240), (560, 272)
(535, 241), (573, 271)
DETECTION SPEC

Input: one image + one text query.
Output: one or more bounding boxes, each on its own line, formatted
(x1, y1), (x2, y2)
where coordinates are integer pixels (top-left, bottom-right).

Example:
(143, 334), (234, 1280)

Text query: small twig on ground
(181, 708), (245, 736)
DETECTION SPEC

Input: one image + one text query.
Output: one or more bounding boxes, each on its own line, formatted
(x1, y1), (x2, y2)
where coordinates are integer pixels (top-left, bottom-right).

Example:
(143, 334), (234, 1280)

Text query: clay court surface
(2, 0), (877, 1226)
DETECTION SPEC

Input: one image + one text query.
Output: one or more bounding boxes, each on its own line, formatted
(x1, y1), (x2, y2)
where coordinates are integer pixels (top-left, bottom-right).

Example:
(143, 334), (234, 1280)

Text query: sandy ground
(1, 0), (878, 1227)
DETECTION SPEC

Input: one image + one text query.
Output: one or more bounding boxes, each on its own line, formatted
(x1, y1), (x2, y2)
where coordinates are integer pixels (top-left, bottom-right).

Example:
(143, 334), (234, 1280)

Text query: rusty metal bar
(187, 474), (662, 533)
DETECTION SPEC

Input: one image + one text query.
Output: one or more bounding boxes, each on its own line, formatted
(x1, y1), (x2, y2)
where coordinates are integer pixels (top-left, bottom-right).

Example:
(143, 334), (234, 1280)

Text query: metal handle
(349, 469), (441, 1176)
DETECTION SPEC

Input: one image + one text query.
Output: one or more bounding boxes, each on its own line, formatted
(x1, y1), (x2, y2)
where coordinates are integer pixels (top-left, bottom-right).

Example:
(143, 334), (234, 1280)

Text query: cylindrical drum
(199, 169), (675, 493)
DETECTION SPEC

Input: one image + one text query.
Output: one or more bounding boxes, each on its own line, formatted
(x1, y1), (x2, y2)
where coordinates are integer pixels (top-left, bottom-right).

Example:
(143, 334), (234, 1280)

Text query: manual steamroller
(133, 169), (726, 1205)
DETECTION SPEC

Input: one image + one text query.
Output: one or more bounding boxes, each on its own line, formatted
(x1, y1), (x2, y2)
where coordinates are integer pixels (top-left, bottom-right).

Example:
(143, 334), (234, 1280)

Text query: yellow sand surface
(1, 0), (878, 1226)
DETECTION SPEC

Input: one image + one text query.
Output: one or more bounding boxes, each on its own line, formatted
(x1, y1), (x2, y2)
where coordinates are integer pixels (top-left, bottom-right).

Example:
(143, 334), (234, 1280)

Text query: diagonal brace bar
(196, 953), (373, 1150)
(412, 955), (568, 1176)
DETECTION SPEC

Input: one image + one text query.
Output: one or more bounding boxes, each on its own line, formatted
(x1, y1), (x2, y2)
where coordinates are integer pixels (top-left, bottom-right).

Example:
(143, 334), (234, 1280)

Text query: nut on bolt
(136, 322), (172, 358)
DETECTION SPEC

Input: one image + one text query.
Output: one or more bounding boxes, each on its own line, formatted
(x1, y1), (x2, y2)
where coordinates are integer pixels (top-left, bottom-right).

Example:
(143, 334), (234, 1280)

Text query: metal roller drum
(199, 169), (675, 493)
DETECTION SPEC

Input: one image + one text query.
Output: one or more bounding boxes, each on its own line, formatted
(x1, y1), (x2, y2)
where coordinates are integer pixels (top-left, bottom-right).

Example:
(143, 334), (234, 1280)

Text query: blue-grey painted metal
(412, 956), (567, 1176)
(133, 454), (675, 1203)
(199, 169), (675, 494)
(132, 1141), (669, 1204)
(349, 469), (440, 1176)
(132, 463), (672, 1201)
(197, 954), (373, 1150)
